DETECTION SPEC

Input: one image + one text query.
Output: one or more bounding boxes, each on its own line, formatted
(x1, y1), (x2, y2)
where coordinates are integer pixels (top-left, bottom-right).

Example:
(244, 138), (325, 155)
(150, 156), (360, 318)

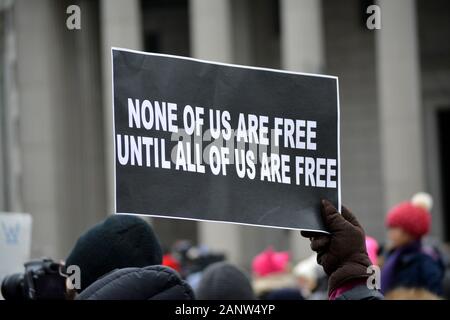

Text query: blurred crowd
(2, 192), (449, 300)
(159, 192), (448, 300)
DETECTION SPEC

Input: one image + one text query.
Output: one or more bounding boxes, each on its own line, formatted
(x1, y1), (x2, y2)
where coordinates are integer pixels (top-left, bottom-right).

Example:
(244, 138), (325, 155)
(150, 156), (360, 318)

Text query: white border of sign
(111, 47), (340, 234)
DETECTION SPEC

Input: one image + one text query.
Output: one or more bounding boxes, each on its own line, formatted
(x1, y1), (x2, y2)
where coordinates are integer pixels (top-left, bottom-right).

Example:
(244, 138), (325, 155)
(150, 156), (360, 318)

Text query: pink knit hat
(365, 236), (379, 265)
(252, 247), (290, 277)
(385, 192), (432, 239)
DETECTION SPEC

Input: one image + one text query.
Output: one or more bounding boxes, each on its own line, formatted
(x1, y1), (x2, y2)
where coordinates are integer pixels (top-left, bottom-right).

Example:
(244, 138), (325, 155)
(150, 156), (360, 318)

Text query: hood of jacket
(76, 265), (194, 300)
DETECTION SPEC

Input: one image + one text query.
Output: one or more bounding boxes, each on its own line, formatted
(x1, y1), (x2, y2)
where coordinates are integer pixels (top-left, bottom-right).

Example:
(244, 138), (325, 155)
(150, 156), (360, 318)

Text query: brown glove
(301, 199), (371, 294)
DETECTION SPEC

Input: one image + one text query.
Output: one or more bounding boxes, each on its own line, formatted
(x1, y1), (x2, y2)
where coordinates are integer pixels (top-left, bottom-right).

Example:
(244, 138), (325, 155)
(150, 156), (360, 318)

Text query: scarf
(381, 240), (421, 294)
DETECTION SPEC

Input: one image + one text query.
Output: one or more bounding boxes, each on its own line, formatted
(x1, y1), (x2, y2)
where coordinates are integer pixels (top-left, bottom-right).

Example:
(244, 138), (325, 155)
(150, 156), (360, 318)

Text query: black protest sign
(112, 48), (340, 232)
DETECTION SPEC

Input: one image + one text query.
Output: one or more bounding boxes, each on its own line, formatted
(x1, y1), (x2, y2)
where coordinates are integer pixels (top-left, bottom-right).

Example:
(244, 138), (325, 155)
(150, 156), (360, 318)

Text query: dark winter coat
(77, 265), (194, 300)
(335, 285), (383, 300)
(381, 241), (445, 296)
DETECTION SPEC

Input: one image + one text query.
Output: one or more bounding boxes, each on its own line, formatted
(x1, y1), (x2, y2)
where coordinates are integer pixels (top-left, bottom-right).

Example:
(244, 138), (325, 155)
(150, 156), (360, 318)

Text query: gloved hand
(301, 199), (371, 294)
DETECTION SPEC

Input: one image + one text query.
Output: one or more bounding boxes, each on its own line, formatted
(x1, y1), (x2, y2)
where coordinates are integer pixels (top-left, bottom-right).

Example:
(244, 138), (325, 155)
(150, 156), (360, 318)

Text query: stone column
(280, 0), (325, 262)
(189, 0), (242, 264)
(189, 0), (233, 63)
(280, 0), (324, 73)
(375, 0), (424, 209)
(100, 0), (143, 215)
(1, 0), (22, 212)
(14, 0), (108, 258)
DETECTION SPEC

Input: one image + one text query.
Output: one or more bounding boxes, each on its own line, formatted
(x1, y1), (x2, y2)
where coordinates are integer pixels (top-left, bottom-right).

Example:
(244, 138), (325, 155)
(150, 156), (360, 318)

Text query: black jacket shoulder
(77, 265), (194, 300)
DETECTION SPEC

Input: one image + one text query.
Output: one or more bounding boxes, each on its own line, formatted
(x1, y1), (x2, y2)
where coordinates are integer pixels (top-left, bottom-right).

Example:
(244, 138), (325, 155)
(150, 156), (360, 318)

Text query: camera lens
(1, 273), (25, 300)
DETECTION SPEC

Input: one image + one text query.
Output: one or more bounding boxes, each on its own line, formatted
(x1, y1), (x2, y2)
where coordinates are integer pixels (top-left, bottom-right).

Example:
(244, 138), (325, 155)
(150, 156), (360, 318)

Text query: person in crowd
(251, 247), (300, 299)
(162, 252), (181, 273)
(264, 287), (304, 300)
(65, 214), (163, 293)
(381, 192), (445, 296)
(171, 243), (226, 291)
(443, 265), (450, 300)
(301, 199), (384, 300)
(195, 262), (255, 300)
(293, 253), (327, 300)
(365, 236), (379, 266)
(76, 265), (194, 300)
(64, 200), (383, 300)
(384, 288), (442, 300)
(171, 240), (225, 281)
(187, 247), (226, 290)
(171, 240), (195, 278)
(308, 270), (328, 300)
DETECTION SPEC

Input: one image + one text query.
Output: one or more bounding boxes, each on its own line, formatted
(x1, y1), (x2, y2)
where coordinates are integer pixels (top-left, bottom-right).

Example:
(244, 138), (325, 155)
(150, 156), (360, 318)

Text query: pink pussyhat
(385, 192), (433, 239)
(365, 236), (379, 265)
(252, 247), (290, 277)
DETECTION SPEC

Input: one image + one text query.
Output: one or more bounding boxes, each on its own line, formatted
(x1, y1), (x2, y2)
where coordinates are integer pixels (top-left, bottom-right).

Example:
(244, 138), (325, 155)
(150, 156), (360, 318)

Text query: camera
(1, 258), (67, 300)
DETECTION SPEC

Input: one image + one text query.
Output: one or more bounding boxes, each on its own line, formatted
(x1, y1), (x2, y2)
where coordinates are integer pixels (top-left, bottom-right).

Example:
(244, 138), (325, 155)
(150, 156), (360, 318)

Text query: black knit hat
(65, 214), (162, 291)
(196, 262), (255, 300)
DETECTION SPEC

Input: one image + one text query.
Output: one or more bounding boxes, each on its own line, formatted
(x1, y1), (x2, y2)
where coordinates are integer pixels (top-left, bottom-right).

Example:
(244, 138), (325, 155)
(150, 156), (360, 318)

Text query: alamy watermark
(60, 264), (81, 290)
(366, 5), (381, 30)
(366, 265), (381, 290)
(66, 5), (81, 30)
(65, 4), (379, 31)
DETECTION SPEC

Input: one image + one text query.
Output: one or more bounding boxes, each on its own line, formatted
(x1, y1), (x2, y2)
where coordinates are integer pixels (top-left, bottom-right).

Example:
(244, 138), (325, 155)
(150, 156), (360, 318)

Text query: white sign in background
(0, 213), (32, 298)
